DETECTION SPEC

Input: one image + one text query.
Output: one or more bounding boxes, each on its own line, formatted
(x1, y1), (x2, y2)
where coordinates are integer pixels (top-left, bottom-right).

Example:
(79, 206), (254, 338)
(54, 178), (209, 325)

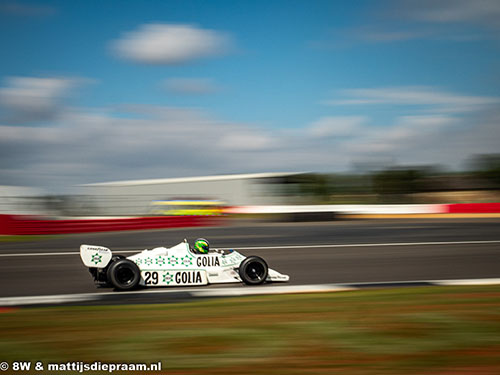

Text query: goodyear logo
(86, 247), (108, 253)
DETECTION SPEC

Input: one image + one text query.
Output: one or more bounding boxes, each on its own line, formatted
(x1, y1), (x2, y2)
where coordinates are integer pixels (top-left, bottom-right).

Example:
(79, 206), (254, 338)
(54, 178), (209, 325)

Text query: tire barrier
(446, 202), (500, 214)
(0, 215), (220, 235)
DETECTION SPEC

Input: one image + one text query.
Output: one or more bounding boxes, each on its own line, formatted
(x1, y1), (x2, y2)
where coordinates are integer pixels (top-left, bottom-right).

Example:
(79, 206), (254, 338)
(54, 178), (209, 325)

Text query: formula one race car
(80, 239), (289, 290)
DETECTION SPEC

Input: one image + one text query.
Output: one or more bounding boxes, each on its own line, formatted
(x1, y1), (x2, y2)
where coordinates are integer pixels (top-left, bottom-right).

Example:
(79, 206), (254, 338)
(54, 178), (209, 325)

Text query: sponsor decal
(163, 272), (173, 285)
(220, 252), (244, 266)
(86, 247), (108, 253)
(156, 256), (166, 266)
(197, 256), (220, 267)
(167, 256), (179, 265)
(143, 270), (205, 285)
(175, 271), (202, 284)
(91, 253), (102, 265)
(180, 255), (193, 267)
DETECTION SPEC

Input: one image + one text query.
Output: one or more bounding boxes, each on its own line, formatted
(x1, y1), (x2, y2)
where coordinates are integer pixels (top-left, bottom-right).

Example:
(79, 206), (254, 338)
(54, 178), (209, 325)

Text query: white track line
(227, 240), (500, 250)
(1, 278), (500, 307)
(1, 239), (499, 258)
(432, 278), (500, 286)
(0, 294), (97, 306)
(189, 284), (355, 297)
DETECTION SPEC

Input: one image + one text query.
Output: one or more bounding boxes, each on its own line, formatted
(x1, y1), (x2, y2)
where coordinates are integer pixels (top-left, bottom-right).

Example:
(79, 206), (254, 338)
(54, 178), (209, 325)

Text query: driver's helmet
(193, 238), (209, 254)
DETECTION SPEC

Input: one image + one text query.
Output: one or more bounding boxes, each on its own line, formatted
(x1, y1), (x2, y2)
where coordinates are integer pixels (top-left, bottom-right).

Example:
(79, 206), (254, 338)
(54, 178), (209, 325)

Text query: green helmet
(194, 238), (209, 254)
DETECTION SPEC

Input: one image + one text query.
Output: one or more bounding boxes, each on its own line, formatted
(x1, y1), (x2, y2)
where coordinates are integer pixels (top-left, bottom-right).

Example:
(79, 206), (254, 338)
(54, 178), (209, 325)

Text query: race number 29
(144, 271), (158, 285)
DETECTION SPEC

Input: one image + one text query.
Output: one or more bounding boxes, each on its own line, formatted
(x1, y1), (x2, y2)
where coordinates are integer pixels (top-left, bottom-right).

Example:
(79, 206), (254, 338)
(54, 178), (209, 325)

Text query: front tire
(106, 259), (141, 290)
(239, 256), (268, 285)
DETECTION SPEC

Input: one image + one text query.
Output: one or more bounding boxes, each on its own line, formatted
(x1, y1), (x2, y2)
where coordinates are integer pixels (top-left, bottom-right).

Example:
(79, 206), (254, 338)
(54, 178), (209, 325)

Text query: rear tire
(239, 256), (268, 285)
(106, 259), (141, 290)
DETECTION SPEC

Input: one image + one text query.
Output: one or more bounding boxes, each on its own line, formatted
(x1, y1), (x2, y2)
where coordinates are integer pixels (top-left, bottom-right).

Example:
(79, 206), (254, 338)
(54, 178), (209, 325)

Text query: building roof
(81, 172), (306, 187)
(0, 185), (45, 197)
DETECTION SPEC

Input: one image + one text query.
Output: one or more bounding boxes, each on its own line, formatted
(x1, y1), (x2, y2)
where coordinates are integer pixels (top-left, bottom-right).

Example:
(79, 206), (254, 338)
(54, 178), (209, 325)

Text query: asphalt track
(0, 218), (499, 299)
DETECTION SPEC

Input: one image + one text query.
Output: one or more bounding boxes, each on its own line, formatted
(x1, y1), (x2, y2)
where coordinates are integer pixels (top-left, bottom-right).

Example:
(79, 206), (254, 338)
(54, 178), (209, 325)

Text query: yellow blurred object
(150, 199), (225, 216)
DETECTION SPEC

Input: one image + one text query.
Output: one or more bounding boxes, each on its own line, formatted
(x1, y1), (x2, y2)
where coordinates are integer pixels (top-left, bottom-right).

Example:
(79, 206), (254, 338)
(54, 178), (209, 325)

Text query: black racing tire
(239, 256), (268, 285)
(106, 259), (141, 291)
(93, 255), (127, 287)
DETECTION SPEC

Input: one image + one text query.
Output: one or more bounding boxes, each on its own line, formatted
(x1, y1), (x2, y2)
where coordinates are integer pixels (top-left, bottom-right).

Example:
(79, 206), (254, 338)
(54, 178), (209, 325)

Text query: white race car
(80, 239), (289, 290)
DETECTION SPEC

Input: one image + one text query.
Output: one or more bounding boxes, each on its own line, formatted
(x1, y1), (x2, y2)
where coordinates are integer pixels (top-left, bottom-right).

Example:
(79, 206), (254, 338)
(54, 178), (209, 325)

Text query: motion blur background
(1, 0), (499, 219)
(1, 2), (500, 373)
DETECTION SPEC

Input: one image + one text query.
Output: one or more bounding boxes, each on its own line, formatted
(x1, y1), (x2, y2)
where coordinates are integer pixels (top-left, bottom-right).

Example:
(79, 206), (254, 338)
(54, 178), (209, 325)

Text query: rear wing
(80, 245), (112, 268)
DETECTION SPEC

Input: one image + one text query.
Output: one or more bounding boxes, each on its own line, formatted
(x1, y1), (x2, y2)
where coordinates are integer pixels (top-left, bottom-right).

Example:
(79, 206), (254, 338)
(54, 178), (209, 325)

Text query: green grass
(1, 286), (500, 374)
(0, 235), (59, 242)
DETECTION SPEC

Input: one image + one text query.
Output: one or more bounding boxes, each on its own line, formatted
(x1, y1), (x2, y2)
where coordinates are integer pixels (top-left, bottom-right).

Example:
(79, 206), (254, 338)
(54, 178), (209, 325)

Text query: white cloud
(376, 112), (500, 166)
(308, 116), (367, 138)
(0, 76), (86, 123)
(335, 0), (500, 45)
(1, 104), (499, 191)
(163, 78), (219, 94)
(111, 24), (232, 64)
(398, 0), (500, 27)
(316, 86), (500, 168)
(218, 131), (275, 151)
(347, 115), (455, 154)
(325, 86), (500, 113)
(0, 105), (282, 190)
(1, 79), (499, 192)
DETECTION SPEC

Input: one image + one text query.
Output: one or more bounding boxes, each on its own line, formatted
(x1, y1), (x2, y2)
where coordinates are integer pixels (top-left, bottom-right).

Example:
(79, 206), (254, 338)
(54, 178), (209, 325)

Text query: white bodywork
(80, 241), (289, 287)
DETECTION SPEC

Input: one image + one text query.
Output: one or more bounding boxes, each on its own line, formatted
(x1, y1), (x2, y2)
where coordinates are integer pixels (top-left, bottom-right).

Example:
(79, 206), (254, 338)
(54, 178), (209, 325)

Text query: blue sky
(0, 0), (499, 191)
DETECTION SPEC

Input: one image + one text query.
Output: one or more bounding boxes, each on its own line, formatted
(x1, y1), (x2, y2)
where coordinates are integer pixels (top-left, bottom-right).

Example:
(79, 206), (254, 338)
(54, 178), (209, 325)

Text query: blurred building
(0, 186), (47, 215)
(78, 172), (306, 216)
